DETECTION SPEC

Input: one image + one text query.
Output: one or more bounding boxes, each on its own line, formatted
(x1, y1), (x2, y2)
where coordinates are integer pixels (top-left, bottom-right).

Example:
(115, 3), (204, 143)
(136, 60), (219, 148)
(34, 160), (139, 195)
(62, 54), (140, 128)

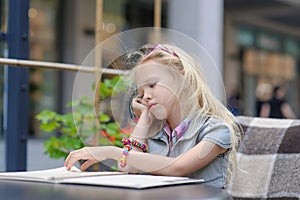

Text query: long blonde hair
(127, 43), (242, 182)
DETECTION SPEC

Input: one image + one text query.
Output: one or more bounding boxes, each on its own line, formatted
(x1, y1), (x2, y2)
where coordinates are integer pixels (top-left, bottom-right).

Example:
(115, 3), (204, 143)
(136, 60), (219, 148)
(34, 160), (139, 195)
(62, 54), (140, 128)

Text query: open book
(0, 166), (123, 183)
(0, 167), (204, 189)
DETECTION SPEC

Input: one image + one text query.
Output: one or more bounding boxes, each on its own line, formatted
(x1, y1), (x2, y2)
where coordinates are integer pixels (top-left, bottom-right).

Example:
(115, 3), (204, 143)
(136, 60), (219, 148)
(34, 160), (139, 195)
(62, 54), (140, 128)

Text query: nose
(143, 91), (152, 102)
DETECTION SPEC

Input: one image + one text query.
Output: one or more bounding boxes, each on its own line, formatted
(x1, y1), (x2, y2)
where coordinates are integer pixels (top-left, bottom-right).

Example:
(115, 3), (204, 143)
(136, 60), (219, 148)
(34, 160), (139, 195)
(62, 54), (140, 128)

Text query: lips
(148, 103), (157, 109)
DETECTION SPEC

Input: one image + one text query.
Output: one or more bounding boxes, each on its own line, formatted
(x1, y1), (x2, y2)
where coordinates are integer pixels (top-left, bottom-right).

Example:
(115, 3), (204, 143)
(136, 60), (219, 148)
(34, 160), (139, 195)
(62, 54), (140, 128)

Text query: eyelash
(149, 82), (156, 88)
(137, 82), (156, 98)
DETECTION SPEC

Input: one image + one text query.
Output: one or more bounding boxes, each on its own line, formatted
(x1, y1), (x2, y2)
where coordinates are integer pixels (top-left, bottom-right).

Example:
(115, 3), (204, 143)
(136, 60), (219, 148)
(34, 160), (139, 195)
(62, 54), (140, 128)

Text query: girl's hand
(132, 97), (154, 125)
(132, 97), (148, 117)
(64, 146), (114, 171)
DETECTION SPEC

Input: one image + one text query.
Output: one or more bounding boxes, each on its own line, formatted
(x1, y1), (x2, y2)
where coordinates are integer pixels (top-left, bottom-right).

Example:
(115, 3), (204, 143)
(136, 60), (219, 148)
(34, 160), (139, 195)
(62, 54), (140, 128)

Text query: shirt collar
(150, 114), (210, 141)
(163, 118), (191, 140)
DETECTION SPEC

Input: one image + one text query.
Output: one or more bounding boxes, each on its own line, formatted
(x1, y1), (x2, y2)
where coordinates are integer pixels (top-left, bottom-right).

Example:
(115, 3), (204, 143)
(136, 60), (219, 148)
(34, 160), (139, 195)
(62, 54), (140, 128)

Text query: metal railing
(0, 58), (126, 75)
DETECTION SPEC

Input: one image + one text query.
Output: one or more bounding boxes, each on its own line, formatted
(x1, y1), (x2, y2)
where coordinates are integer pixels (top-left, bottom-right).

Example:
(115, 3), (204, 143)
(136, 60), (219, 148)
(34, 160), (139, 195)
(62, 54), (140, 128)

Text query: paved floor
(0, 139), (65, 172)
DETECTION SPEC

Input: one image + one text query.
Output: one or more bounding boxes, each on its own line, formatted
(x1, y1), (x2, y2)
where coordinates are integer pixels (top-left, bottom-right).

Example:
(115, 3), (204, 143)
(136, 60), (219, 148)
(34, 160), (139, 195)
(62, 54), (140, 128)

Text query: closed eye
(149, 82), (156, 88)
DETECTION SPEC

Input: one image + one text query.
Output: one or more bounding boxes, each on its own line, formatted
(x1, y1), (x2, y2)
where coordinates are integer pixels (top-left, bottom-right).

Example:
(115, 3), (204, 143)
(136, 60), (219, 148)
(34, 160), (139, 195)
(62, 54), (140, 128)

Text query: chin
(150, 105), (168, 120)
(152, 110), (167, 120)
(154, 115), (167, 120)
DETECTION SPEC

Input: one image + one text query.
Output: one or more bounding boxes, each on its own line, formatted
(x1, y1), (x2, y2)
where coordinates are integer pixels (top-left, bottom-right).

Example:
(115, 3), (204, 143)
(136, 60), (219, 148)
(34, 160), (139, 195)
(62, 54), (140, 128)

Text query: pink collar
(164, 119), (191, 141)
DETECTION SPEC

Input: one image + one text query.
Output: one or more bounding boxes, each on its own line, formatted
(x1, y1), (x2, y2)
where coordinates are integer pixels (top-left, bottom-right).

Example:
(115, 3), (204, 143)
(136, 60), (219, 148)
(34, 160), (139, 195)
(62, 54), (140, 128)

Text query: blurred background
(1, 0), (300, 171)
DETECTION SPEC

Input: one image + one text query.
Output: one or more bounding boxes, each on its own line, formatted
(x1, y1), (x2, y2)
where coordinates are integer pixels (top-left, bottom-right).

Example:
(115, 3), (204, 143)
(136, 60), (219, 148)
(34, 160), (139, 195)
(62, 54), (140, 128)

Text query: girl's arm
(65, 140), (227, 177)
(125, 140), (226, 176)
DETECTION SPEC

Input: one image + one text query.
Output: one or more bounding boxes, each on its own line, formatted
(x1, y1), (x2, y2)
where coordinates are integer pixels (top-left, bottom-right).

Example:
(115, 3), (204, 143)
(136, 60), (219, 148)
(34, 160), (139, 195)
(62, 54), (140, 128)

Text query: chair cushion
(227, 116), (300, 199)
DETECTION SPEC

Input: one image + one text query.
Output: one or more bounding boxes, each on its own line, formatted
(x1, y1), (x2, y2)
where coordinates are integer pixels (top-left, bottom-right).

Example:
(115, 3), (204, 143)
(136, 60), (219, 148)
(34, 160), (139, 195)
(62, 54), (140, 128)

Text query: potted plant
(36, 76), (129, 169)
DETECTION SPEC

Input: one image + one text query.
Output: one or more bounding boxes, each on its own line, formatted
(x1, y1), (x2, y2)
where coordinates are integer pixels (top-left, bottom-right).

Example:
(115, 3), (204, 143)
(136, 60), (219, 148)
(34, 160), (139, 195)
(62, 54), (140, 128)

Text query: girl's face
(134, 60), (182, 120)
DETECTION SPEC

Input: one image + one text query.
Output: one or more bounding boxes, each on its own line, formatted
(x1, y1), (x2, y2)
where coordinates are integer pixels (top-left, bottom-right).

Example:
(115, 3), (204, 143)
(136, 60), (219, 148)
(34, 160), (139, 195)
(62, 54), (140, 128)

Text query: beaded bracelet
(121, 138), (131, 145)
(120, 144), (131, 168)
(121, 138), (148, 152)
(120, 138), (148, 168)
(131, 139), (148, 152)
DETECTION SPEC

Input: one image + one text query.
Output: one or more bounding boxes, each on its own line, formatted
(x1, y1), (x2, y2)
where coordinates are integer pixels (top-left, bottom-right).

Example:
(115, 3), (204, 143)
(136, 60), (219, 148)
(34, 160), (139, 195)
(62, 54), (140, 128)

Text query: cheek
(156, 92), (170, 105)
(165, 90), (179, 104)
(158, 89), (179, 109)
(150, 104), (167, 120)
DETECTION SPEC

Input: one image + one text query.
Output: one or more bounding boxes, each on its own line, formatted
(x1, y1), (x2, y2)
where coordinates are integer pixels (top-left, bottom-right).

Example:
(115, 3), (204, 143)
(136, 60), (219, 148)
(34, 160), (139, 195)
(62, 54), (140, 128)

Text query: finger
(132, 98), (141, 105)
(64, 150), (76, 169)
(141, 99), (148, 106)
(81, 160), (97, 171)
(65, 149), (82, 170)
(133, 97), (145, 104)
(134, 95), (142, 99)
(64, 151), (74, 169)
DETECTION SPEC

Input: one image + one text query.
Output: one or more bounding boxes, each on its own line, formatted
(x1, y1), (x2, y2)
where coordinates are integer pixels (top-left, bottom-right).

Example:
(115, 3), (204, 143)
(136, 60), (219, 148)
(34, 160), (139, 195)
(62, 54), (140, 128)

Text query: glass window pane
(29, 0), (60, 137)
(28, 0), (64, 170)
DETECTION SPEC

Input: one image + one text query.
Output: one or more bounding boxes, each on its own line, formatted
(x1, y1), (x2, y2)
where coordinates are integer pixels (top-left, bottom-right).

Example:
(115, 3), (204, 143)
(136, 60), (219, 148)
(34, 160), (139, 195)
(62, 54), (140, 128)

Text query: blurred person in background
(227, 87), (241, 116)
(259, 85), (296, 119)
(255, 83), (273, 117)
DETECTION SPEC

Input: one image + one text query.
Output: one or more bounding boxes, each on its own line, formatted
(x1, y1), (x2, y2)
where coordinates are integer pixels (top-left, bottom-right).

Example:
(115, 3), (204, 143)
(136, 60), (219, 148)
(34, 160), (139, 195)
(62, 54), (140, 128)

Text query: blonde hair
(255, 82), (272, 101)
(127, 43), (242, 183)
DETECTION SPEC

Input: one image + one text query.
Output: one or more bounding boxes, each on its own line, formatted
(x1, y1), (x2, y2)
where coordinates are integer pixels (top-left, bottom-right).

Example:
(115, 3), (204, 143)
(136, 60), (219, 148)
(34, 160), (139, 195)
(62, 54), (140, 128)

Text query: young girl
(65, 44), (241, 189)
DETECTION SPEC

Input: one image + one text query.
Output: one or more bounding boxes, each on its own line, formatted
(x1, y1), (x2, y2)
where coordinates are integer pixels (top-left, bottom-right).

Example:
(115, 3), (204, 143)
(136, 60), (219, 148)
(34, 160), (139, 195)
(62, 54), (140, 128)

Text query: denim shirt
(148, 115), (232, 188)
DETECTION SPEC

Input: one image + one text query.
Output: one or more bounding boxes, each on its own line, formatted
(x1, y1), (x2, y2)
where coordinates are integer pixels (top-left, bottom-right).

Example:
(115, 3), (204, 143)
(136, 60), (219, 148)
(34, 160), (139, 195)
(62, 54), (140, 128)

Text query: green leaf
(99, 113), (110, 122)
(43, 137), (69, 159)
(99, 137), (111, 145)
(105, 123), (119, 135)
(36, 110), (57, 124)
(40, 121), (59, 132)
(113, 140), (123, 148)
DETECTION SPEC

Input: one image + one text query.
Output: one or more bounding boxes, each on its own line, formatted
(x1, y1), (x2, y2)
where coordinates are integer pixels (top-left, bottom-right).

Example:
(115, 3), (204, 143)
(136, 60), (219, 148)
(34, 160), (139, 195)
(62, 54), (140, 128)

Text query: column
(168, 0), (224, 102)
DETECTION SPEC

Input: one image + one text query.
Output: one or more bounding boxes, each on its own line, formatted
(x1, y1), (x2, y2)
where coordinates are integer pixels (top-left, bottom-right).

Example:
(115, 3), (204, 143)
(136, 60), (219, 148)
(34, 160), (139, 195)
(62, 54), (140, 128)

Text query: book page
(61, 174), (204, 189)
(0, 166), (124, 183)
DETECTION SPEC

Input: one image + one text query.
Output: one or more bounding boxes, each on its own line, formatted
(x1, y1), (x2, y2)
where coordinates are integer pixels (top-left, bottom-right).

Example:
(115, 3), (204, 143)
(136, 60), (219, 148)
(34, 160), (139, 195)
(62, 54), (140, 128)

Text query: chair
(227, 116), (300, 199)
